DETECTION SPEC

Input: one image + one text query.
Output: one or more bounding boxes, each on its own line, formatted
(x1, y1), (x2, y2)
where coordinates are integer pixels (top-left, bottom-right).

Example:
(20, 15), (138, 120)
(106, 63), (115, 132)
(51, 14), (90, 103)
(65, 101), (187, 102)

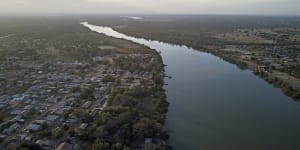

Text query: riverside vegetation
(88, 15), (300, 101)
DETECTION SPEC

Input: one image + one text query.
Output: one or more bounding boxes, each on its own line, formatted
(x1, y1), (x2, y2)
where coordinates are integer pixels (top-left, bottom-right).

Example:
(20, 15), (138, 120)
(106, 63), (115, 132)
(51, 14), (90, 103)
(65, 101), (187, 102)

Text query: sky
(1, 0), (300, 15)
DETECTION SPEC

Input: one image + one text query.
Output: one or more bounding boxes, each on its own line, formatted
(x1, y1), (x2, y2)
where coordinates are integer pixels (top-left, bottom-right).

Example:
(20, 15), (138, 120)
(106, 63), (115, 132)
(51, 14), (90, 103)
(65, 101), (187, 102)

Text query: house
(90, 109), (99, 117)
(3, 123), (21, 135)
(45, 115), (59, 121)
(24, 105), (34, 110)
(25, 124), (41, 132)
(11, 115), (25, 123)
(36, 139), (54, 149)
(144, 138), (152, 144)
(13, 94), (26, 102)
(47, 96), (59, 103)
(35, 119), (47, 125)
(0, 134), (7, 142)
(79, 123), (88, 129)
(82, 101), (92, 109)
(57, 102), (66, 108)
(52, 108), (66, 115)
(25, 136), (32, 141)
(24, 99), (32, 104)
(66, 115), (78, 124)
(55, 142), (73, 150)
(30, 100), (38, 105)
(21, 110), (30, 117)
(16, 134), (26, 141)
(10, 109), (22, 115)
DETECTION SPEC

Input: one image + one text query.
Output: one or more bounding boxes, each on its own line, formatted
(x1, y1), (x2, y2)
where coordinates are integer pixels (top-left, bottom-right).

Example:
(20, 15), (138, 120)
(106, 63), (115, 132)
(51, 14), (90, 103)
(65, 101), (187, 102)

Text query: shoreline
(82, 22), (172, 149)
(83, 22), (300, 148)
(109, 28), (300, 102)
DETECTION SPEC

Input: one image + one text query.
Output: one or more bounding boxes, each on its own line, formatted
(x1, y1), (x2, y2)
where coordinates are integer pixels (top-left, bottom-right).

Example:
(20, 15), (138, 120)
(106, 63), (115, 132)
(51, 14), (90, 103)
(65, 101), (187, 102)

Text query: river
(81, 22), (300, 150)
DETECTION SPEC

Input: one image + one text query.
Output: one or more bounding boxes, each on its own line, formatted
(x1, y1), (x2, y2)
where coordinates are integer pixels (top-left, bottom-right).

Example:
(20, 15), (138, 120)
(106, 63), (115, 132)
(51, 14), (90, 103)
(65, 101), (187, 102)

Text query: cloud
(85, 0), (122, 2)
(2, 0), (32, 4)
(0, 0), (299, 15)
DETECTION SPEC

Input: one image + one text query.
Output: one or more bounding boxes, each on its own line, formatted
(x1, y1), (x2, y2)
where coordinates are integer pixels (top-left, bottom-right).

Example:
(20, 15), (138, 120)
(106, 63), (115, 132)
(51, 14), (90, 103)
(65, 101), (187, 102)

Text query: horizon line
(0, 13), (300, 17)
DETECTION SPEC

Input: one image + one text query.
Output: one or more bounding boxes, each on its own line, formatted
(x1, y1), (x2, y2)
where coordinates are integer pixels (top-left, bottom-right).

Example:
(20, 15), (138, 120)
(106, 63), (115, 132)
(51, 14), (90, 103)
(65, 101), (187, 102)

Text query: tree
(111, 142), (123, 150)
(123, 146), (130, 150)
(80, 87), (95, 100)
(38, 130), (51, 137)
(95, 112), (111, 125)
(133, 118), (149, 140)
(82, 112), (93, 123)
(10, 142), (44, 150)
(69, 129), (75, 137)
(94, 126), (108, 139)
(0, 114), (3, 123)
(71, 86), (81, 93)
(91, 139), (109, 150)
(52, 128), (64, 139)
(102, 75), (115, 83)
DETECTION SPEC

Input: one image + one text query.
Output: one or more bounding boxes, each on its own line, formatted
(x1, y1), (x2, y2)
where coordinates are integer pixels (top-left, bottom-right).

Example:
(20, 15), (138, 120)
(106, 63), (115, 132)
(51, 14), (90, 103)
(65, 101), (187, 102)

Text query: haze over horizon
(1, 0), (300, 15)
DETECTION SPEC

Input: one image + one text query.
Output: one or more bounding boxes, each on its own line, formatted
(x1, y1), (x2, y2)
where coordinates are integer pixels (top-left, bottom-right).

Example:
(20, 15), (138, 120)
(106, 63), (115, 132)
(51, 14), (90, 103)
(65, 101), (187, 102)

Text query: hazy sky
(1, 0), (299, 15)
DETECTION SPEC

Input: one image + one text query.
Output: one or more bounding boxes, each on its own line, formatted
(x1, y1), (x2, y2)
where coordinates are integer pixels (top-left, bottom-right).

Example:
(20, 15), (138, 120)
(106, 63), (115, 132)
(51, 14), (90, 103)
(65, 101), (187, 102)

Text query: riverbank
(81, 22), (300, 150)
(90, 15), (300, 101)
(201, 45), (300, 101)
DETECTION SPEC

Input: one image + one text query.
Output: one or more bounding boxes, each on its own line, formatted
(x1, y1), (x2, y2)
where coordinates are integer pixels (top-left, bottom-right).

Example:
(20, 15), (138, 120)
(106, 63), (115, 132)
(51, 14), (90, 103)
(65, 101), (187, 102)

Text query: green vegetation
(9, 142), (44, 150)
(52, 128), (65, 139)
(0, 16), (170, 149)
(89, 15), (300, 101)
(73, 52), (169, 148)
(102, 75), (115, 83)
(92, 138), (109, 150)
(80, 87), (95, 100)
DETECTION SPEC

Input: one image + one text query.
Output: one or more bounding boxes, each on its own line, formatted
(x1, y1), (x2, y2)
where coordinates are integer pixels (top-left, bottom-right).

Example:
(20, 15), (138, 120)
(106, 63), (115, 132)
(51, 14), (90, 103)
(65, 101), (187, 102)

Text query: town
(1, 0), (300, 149)
(0, 18), (170, 150)
(213, 27), (300, 100)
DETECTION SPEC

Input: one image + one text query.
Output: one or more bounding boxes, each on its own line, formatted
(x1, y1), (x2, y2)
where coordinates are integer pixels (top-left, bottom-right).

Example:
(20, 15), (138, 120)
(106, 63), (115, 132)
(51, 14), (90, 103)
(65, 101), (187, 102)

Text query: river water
(82, 22), (300, 150)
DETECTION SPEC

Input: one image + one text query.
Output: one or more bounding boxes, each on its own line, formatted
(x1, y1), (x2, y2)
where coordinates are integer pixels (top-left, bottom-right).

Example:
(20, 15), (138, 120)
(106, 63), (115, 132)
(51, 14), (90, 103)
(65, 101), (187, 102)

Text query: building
(36, 140), (54, 149)
(3, 123), (21, 135)
(25, 124), (41, 132)
(55, 142), (73, 150)
(79, 123), (88, 129)
(82, 101), (92, 109)
(45, 115), (59, 121)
